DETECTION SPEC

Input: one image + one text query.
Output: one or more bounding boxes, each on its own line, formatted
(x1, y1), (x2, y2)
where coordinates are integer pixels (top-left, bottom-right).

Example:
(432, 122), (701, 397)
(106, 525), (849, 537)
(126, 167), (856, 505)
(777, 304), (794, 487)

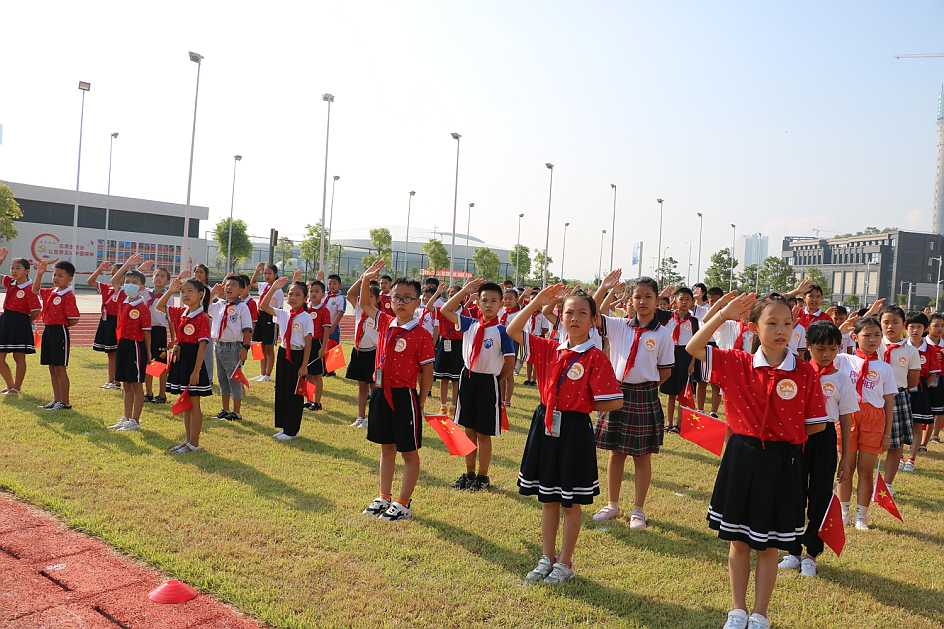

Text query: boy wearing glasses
(358, 261), (435, 521)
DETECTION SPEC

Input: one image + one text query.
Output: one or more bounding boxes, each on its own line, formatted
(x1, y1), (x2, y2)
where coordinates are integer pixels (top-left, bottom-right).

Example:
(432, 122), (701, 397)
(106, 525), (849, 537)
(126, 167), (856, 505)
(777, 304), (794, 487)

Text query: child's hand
(659, 284), (676, 300)
(318, 346), (326, 359)
(95, 261), (109, 273)
(462, 278), (486, 295)
(837, 454), (852, 484)
(826, 305), (838, 321)
(0, 247), (7, 263)
(210, 283), (224, 297)
(719, 292), (755, 323)
(239, 347), (248, 362)
(127, 253), (144, 266)
(522, 286), (534, 298)
(600, 268), (622, 291)
(293, 270), (303, 283)
(362, 259), (385, 280)
(609, 281), (626, 296)
(168, 277), (181, 293)
(316, 269), (324, 281)
(533, 284), (566, 309)
(190, 371), (200, 386)
(791, 305), (803, 324)
(865, 298), (885, 317)
(838, 313), (858, 336)
(256, 261), (265, 271)
(138, 259), (154, 271)
(177, 268), (191, 282)
(36, 260), (48, 274)
(795, 278), (813, 295)
(716, 289), (739, 308)
(272, 276), (289, 291)
(298, 367), (308, 378)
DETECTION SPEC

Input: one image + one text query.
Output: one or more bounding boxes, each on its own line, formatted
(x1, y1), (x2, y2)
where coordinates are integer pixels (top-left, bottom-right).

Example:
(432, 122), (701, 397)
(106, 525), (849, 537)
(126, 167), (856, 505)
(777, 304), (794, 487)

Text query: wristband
(243, 344), (251, 350)
(884, 435), (891, 438)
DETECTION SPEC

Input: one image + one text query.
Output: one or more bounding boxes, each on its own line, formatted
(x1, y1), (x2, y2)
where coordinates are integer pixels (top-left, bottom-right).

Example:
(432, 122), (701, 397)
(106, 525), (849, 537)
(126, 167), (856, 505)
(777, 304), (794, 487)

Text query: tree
(656, 256), (684, 288)
(472, 247), (500, 281)
(275, 237), (295, 274)
(423, 239), (450, 274)
(362, 228), (393, 269)
(510, 244), (531, 281)
(703, 248), (738, 290)
(897, 293), (909, 306)
(300, 220), (344, 275)
(0, 184), (23, 242)
(409, 265), (420, 278)
(211, 217), (253, 274)
(532, 249), (553, 283)
(738, 264), (760, 293)
(847, 294), (860, 308)
(863, 226), (881, 235)
(804, 266), (831, 300)
(758, 256), (795, 294)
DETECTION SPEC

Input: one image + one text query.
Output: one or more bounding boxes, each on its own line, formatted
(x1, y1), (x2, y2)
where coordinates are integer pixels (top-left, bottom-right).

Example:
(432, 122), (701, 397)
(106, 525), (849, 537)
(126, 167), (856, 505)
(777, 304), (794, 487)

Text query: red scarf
(883, 341), (900, 365)
(499, 306), (519, 326)
(469, 317), (500, 370)
(545, 349), (581, 432)
(380, 326), (410, 410)
(756, 365), (789, 443)
(621, 325), (647, 382)
(217, 302), (236, 339)
(355, 310), (370, 349)
(809, 360), (836, 377)
(855, 349), (876, 401)
(260, 283), (272, 300)
(733, 321), (751, 351)
(672, 311), (690, 345)
(283, 307), (305, 363)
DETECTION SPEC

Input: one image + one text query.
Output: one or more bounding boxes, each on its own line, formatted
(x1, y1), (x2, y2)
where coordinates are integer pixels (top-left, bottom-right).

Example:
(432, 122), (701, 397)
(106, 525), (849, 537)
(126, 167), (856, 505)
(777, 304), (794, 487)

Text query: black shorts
(308, 338), (325, 375)
(659, 346), (692, 396)
(456, 368), (503, 436)
(40, 325), (70, 367)
(115, 338), (147, 383)
(367, 387), (423, 452)
(151, 326), (169, 363)
(346, 346), (376, 382)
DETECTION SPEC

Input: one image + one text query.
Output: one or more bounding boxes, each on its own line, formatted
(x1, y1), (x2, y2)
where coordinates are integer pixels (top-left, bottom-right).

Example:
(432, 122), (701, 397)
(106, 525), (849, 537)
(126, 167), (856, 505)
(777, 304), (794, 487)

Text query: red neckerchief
(469, 317), (500, 370)
(355, 310), (370, 349)
(621, 317), (658, 381)
(217, 301), (237, 338)
(883, 341), (900, 365)
(672, 311), (690, 345)
(733, 321), (751, 351)
(499, 306), (519, 326)
(756, 363), (789, 444)
(380, 325), (411, 410)
(283, 307), (305, 363)
(855, 349), (876, 401)
(177, 308), (200, 340)
(809, 361), (836, 377)
(260, 283), (272, 300)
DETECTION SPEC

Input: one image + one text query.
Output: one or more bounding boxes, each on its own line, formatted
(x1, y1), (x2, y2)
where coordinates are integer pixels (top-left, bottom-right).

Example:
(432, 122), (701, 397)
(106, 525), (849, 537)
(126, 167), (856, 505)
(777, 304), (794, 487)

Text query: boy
(108, 253), (151, 431)
(903, 311), (940, 471)
(87, 261), (121, 389)
(925, 313), (944, 446)
(359, 261), (434, 521)
(878, 304), (920, 488)
(833, 306), (855, 354)
(33, 260), (80, 410)
(660, 287), (699, 432)
(378, 275), (393, 313)
(498, 289), (522, 407)
(440, 278), (515, 491)
(778, 321), (855, 577)
(239, 274), (259, 329)
(146, 267), (174, 404)
(323, 274), (347, 375)
(305, 278), (332, 411)
(209, 277), (254, 421)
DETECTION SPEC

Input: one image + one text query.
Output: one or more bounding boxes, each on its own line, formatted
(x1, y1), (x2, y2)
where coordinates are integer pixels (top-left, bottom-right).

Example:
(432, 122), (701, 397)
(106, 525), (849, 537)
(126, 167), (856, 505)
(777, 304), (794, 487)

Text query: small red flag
(145, 361), (167, 378)
(171, 388), (192, 415)
(678, 379), (695, 408)
(425, 415), (477, 456)
(873, 472), (904, 522)
(500, 404), (509, 432)
(325, 338), (339, 351)
(34, 329), (42, 348)
(296, 377), (315, 401)
(818, 493), (846, 556)
(679, 407), (727, 456)
(231, 366), (250, 389)
(324, 344), (346, 373)
(250, 343), (264, 360)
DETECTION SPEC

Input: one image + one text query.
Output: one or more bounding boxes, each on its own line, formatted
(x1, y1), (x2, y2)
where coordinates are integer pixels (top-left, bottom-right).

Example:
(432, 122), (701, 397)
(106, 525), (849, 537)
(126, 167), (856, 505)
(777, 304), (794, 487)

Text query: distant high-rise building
(734, 233), (768, 269)
(934, 88), (944, 235)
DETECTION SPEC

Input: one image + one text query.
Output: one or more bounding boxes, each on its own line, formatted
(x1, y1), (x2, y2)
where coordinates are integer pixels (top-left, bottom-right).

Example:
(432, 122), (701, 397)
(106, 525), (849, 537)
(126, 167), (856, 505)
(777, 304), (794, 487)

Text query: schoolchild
(902, 311), (940, 471)
(877, 304), (920, 487)
(659, 287), (700, 433)
(109, 255), (152, 432)
(88, 261), (121, 389)
(833, 306), (856, 354)
(429, 283), (463, 415)
(145, 267), (174, 404)
(33, 260), (80, 410)
(498, 289), (522, 408)
(418, 285), (438, 337)
(239, 274), (259, 328)
(192, 264), (214, 383)
(250, 262), (283, 382)
(345, 277), (380, 428)
(924, 313), (944, 446)
(304, 278), (331, 411)
(521, 305), (549, 386)
(377, 275), (393, 313)
(208, 277), (253, 421)
(0, 249), (42, 394)
(323, 274), (347, 375)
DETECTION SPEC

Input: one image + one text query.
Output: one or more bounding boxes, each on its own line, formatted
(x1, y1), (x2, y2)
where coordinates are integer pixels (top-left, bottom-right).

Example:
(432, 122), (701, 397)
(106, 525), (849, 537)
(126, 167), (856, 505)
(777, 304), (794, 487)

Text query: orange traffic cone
(148, 580), (197, 604)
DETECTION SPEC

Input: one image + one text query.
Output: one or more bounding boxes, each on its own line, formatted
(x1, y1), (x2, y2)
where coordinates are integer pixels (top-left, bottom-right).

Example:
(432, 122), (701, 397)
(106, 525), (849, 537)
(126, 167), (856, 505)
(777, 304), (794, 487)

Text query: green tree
(423, 239), (450, 273)
(738, 264), (760, 292)
(804, 266), (831, 300)
(409, 265), (420, 278)
(847, 294), (860, 308)
(656, 256), (684, 288)
(703, 248), (738, 290)
(0, 184), (24, 242)
(532, 249), (553, 283)
(211, 217), (253, 274)
(300, 220), (344, 274)
(275, 237), (295, 274)
(362, 228), (393, 269)
(897, 293), (909, 306)
(758, 256), (795, 294)
(863, 226), (880, 235)
(472, 247), (500, 281)
(510, 244), (531, 280)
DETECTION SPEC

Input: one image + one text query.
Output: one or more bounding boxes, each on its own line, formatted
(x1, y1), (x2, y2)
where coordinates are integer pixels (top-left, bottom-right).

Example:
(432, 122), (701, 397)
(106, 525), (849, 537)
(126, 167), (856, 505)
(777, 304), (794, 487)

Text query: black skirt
(276, 346), (306, 437)
(252, 310), (278, 345)
(433, 337), (464, 380)
(308, 338), (325, 376)
(0, 310), (36, 354)
(659, 346), (692, 396)
(911, 383), (934, 424)
(931, 380), (944, 415)
(518, 404), (599, 507)
(167, 342), (212, 396)
(92, 314), (118, 353)
(707, 433), (804, 551)
(346, 346), (376, 382)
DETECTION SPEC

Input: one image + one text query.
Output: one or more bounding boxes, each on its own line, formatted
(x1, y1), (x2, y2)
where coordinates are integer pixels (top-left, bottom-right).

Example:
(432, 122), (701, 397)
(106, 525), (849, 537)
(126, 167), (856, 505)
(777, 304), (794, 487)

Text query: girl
(157, 273), (212, 453)
(834, 316), (896, 530)
(0, 248), (41, 393)
(506, 284), (623, 584)
(345, 276), (380, 428)
(250, 262), (282, 381)
(304, 277), (330, 412)
(88, 261), (121, 389)
(261, 276), (312, 441)
(192, 264), (214, 385)
(146, 267), (174, 404)
(925, 312), (944, 445)
(686, 292), (828, 629)
(429, 283), (463, 415)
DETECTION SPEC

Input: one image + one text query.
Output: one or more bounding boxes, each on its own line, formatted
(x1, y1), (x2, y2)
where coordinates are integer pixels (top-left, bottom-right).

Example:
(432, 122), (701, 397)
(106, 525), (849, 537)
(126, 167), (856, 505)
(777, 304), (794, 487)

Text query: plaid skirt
(594, 381), (664, 456)
(890, 389), (914, 449)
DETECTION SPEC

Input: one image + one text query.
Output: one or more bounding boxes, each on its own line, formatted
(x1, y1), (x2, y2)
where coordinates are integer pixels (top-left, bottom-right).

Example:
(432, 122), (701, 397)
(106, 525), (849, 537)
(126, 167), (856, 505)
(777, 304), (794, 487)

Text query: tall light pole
(687, 239), (692, 287)
(610, 184), (617, 272)
(465, 202), (474, 275)
(226, 155), (243, 274)
(729, 223), (737, 291)
(71, 81), (91, 265)
(182, 52), (203, 271)
(448, 133), (462, 284)
(515, 213), (524, 286)
(656, 198), (664, 287)
(318, 93), (335, 274)
(561, 222), (570, 282)
(598, 230), (607, 281)
(696, 212), (704, 282)
(543, 163), (554, 288)
(755, 232), (762, 293)
(103, 131), (118, 265)
(405, 191), (416, 275)
(327, 175), (340, 272)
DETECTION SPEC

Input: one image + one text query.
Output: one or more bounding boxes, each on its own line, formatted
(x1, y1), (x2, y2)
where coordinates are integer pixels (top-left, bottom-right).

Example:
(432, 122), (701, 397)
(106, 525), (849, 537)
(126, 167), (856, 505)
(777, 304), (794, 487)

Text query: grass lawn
(1, 345), (943, 628)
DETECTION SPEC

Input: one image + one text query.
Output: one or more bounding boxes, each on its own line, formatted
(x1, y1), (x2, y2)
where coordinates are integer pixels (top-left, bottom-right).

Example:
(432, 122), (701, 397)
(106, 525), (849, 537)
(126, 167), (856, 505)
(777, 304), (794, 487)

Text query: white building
(734, 233), (769, 269)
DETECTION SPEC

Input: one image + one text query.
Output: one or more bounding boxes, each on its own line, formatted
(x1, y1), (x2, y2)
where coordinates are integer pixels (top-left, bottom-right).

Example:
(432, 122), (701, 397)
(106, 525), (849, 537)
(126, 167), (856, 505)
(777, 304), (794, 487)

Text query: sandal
(144, 394), (154, 403)
(169, 442), (189, 453)
(932, 436), (941, 444)
(152, 396), (167, 404)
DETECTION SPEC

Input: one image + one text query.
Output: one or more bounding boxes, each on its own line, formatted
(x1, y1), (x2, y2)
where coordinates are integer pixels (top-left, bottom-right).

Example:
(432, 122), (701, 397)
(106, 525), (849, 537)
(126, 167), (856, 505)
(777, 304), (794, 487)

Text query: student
(784, 295), (806, 358)
(778, 321), (855, 577)
(591, 271), (674, 529)
(157, 274), (212, 453)
(521, 306), (549, 386)
(692, 283), (710, 319)
(429, 283), (463, 415)
(793, 282), (832, 327)
(497, 289), (522, 407)
(304, 278), (331, 411)
(507, 284), (623, 583)
(902, 311), (940, 471)
(418, 285), (438, 338)
(208, 277), (253, 421)
(250, 262), (283, 381)
(833, 306), (856, 354)
(543, 286), (604, 351)
(834, 316), (896, 529)
(192, 264), (214, 383)
(323, 274), (347, 375)
(109, 255), (152, 432)
(877, 304), (920, 488)
(925, 313), (944, 445)
(87, 261), (122, 389)
(660, 287), (699, 433)
(0, 249), (40, 394)
(239, 274), (259, 329)
(377, 274), (393, 313)
(439, 278), (515, 492)
(261, 276), (313, 440)
(687, 292), (828, 629)
(345, 276), (380, 428)
(33, 260), (80, 410)
(145, 267), (174, 404)
(358, 261), (434, 522)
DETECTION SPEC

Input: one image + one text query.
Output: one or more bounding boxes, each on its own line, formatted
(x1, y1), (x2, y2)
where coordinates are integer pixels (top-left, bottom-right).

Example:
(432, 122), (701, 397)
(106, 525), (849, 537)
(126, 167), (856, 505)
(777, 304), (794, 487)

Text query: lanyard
(554, 352), (584, 402)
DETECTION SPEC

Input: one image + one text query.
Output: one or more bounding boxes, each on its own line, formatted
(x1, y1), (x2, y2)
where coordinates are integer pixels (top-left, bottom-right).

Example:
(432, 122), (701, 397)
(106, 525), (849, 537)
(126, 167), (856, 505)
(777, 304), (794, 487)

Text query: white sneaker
(543, 562), (575, 584)
(275, 432), (298, 441)
(102, 382), (121, 390)
(592, 504), (620, 522)
(249, 375), (264, 381)
(722, 609), (749, 629)
(525, 555), (555, 581)
(903, 461), (915, 472)
(778, 555), (802, 570)
(362, 497), (391, 516)
(854, 516), (870, 531)
(260, 375), (272, 382)
(840, 507), (850, 527)
(116, 419), (141, 431)
(747, 613), (770, 629)
(800, 556), (817, 577)
(898, 458), (905, 470)
(629, 508), (647, 529)
(358, 418), (368, 429)
(107, 418), (130, 430)
(378, 501), (412, 521)
(349, 417), (365, 428)
(272, 430), (284, 437)
(887, 484), (895, 497)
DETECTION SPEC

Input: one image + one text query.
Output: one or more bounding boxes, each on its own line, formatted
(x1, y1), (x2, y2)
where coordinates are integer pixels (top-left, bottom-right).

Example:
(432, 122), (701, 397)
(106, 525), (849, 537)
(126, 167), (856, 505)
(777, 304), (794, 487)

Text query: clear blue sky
(2, 1), (943, 282)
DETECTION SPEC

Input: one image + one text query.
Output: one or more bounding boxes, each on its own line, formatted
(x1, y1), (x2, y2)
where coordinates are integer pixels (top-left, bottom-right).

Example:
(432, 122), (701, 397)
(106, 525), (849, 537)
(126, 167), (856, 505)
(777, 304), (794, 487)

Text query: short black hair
(10, 257), (30, 273)
(806, 284), (823, 296)
(154, 267), (172, 282)
(380, 275), (392, 282)
(424, 277), (440, 287)
(125, 270), (147, 285)
(834, 305), (848, 317)
(806, 320), (842, 346)
(368, 284), (381, 298)
(674, 287), (693, 298)
(308, 279), (325, 292)
(54, 261), (75, 277)
(479, 282), (503, 299)
(906, 311), (929, 328)
(693, 282), (708, 294)
(423, 285), (437, 296)
(290, 281), (309, 298)
(226, 275), (247, 289)
(879, 304), (906, 324)
(327, 274), (341, 283)
(565, 289), (597, 318)
(707, 287), (724, 298)
(785, 295), (797, 307)
(238, 274), (252, 287)
(391, 277), (421, 297)
(854, 316), (881, 335)
(632, 276), (659, 296)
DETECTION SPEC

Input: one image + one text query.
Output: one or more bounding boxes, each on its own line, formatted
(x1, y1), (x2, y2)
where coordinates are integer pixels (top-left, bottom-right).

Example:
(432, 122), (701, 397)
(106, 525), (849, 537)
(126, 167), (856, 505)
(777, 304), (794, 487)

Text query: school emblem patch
(821, 381), (836, 398)
(483, 339), (494, 349)
(777, 379), (797, 400)
(292, 322), (300, 331)
(567, 362), (585, 380)
(15, 290), (24, 299)
(866, 369), (879, 382)
(394, 338), (408, 353)
(920, 355), (927, 365)
(53, 296), (62, 305)
(365, 320), (375, 329)
(384, 302), (392, 309)
(129, 309), (140, 320)
(644, 338), (657, 351)
(227, 307), (236, 316)
(793, 332), (801, 343)
(683, 322), (691, 332)
(183, 324), (196, 336)
(898, 356), (908, 367)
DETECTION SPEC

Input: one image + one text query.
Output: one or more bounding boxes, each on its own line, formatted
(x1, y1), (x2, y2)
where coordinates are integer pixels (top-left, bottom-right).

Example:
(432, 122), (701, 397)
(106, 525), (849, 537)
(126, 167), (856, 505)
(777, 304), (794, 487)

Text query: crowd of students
(0, 246), (938, 629)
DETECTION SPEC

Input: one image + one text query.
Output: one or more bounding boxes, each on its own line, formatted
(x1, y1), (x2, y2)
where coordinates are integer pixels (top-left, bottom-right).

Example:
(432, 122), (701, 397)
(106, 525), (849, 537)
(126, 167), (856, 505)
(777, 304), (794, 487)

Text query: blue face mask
(123, 283), (140, 299)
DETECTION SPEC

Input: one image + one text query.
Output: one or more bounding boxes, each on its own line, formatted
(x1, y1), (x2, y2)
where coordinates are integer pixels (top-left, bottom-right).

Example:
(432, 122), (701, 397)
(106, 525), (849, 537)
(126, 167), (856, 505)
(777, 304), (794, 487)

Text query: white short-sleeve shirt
(879, 338), (921, 389)
(819, 364), (859, 423)
(836, 353), (897, 408)
(272, 307), (314, 349)
(600, 315), (674, 384)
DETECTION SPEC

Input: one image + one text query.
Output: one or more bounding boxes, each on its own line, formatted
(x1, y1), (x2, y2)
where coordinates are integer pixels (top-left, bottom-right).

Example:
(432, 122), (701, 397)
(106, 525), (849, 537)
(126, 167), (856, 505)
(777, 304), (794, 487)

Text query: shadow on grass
(658, 445), (723, 468)
(421, 516), (725, 627)
(650, 477), (713, 503)
(592, 516), (728, 567)
(821, 566), (944, 624)
(29, 407), (169, 457)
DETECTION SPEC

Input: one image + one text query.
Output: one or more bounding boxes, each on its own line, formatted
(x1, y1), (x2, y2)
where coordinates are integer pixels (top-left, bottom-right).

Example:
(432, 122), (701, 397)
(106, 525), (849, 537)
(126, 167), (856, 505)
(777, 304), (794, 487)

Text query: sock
(856, 504), (868, 520)
(608, 501), (619, 508)
(395, 498), (411, 507)
(840, 501), (850, 520)
(380, 494), (392, 502)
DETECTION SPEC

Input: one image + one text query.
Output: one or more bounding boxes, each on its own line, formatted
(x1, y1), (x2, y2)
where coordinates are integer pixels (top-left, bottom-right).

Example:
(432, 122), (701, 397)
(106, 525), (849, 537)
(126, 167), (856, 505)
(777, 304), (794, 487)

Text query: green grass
(1, 345), (943, 628)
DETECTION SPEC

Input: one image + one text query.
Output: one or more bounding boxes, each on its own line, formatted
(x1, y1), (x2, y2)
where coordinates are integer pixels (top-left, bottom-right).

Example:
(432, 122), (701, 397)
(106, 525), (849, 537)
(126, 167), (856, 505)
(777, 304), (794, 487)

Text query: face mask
(123, 284), (140, 299)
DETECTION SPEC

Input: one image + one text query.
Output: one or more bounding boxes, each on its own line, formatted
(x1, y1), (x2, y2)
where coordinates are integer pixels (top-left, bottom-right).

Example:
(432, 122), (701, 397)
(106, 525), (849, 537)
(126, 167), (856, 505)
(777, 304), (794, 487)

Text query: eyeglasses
(391, 295), (418, 304)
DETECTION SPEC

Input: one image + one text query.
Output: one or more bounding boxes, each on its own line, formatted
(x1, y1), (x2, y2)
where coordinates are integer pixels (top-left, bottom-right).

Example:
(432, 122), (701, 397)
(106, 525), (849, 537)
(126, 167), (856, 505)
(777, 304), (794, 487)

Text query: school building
(2, 180), (208, 278)
(781, 229), (944, 307)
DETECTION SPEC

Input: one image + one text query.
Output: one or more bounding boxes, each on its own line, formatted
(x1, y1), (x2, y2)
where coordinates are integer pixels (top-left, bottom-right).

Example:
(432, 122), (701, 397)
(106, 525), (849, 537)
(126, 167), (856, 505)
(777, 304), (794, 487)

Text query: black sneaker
(227, 412), (242, 421)
(451, 471), (476, 490)
(470, 474), (491, 491)
(214, 410), (231, 420)
(362, 497), (391, 516)
(38, 401), (57, 409)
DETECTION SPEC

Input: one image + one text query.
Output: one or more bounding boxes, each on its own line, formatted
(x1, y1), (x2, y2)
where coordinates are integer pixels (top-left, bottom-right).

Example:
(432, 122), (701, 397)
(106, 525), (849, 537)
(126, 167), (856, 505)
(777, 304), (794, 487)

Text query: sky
(2, 1), (944, 283)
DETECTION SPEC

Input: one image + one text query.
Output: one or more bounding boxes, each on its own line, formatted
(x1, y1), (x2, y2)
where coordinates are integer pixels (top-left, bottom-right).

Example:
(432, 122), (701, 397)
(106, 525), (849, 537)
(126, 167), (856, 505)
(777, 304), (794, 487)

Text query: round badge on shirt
(16, 290), (24, 299)
(898, 356), (908, 367)
(227, 307), (236, 316)
(394, 338), (407, 352)
(53, 296), (62, 305)
(866, 369), (879, 382)
(183, 324), (196, 336)
(129, 309), (140, 320)
(822, 381), (836, 397)
(920, 355), (927, 365)
(567, 363), (585, 380)
(644, 338), (657, 351)
(777, 379), (797, 400)
(293, 322), (300, 331)
(366, 320), (375, 329)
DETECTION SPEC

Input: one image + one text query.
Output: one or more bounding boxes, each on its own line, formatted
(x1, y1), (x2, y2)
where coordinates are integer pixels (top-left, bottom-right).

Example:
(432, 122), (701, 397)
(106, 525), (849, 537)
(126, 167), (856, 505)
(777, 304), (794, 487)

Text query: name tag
(444, 339), (452, 352)
(544, 409), (562, 438)
(375, 368), (382, 387)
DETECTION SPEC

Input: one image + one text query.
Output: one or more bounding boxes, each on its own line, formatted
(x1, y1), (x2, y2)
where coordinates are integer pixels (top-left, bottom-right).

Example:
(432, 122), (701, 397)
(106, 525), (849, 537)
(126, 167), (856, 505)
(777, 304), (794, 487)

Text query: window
(17, 198), (199, 238)
(932, 242), (936, 251)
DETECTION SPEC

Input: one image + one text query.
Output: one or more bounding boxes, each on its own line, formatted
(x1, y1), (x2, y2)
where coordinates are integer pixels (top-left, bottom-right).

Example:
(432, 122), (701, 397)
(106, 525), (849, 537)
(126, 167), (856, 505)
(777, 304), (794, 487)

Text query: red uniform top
(2, 277), (41, 315)
(378, 294), (392, 313)
(246, 297), (259, 323)
(703, 347), (828, 445)
(435, 309), (464, 340)
(796, 308), (833, 329)
(308, 304), (332, 340)
(910, 339), (942, 379)
(167, 306), (211, 344)
(40, 287), (80, 325)
(521, 333), (623, 414)
(98, 282), (121, 318)
(466, 303), (481, 320)
(374, 311), (435, 389)
(117, 297), (152, 342)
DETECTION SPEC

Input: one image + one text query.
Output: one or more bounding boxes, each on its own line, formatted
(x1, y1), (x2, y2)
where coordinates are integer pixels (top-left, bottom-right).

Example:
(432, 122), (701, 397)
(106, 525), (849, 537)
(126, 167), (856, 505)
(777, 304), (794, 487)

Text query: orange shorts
(846, 402), (885, 455)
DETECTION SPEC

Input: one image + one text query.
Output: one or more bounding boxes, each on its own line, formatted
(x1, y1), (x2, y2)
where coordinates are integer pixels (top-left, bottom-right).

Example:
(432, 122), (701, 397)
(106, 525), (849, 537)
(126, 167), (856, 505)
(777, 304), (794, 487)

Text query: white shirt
(879, 337), (921, 389)
(600, 315), (675, 384)
(694, 303), (711, 322)
(323, 292), (347, 322)
(257, 283), (284, 309)
(819, 364), (859, 423)
(417, 309), (436, 336)
(149, 290), (169, 327)
(458, 315), (515, 375)
(788, 323), (805, 356)
(836, 353), (897, 408)
(354, 305), (379, 350)
(209, 300), (253, 343)
(663, 311), (697, 346)
(272, 307), (314, 349)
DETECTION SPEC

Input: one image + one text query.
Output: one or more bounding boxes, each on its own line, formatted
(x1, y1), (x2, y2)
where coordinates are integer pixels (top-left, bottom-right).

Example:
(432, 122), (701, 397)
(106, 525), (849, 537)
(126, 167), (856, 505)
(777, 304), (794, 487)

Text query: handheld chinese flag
(324, 344), (346, 373)
(325, 338), (339, 351)
(500, 404), (510, 432)
(818, 493), (846, 556)
(295, 377), (315, 401)
(425, 415), (477, 456)
(873, 472), (904, 522)
(171, 388), (192, 416)
(145, 361), (167, 378)
(33, 329), (42, 348)
(679, 407), (727, 456)
(678, 379), (695, 409)
(250, 343), (264, 360)
(231, 365), (250, 389)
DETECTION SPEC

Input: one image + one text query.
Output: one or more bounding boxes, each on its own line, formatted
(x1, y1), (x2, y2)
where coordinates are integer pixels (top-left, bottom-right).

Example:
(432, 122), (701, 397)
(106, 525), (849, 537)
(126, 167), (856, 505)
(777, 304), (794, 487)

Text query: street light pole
(610, 184), (617, 272)
(696, 212), (703, 282)
(182, 53), (204, 271)
(598, 230), (607, 281)
(449, 133), (461, 285)
(729, 223), (736, 291)
(687, 239), (692, 287)
(318, 93), (335, 275)
(71, 81), (91, 265)
(561, 222), (570, 282)
(465, 202), (474, 275)
(516, 213), (524, 286)
(103, 131), (118, 265)
(327, 175), (340, 272)
(755, 232), (761, 293)
(543, 163), (554, 288)
(405, 191), (416, 275)
(656, 198), (664, 285)
(226, 155), (242, 274)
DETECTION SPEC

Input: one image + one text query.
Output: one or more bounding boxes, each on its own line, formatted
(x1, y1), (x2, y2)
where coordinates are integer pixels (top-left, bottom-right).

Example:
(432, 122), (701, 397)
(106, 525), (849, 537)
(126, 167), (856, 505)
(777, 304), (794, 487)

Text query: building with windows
(734, 233), (768, 269)
(3, 180), (208, 277)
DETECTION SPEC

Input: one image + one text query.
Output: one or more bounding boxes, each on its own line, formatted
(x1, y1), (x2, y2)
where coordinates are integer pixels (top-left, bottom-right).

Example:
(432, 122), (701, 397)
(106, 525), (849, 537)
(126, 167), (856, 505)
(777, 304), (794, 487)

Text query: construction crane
(894, 54), (944, 59)
(812, 228), (840, 238)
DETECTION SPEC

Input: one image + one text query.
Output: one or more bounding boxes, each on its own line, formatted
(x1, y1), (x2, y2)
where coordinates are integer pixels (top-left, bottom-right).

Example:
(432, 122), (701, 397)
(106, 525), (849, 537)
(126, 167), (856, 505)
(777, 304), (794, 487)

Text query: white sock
(856, 504), (868, 520)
